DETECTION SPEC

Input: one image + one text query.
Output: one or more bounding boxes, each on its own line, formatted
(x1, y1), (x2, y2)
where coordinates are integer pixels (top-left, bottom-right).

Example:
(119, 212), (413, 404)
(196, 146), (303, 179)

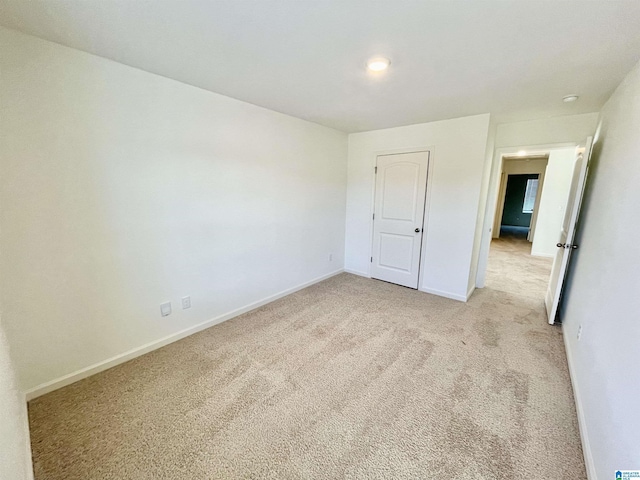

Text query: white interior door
(371, 151), (429, 289)
(545, 137), (593, 324)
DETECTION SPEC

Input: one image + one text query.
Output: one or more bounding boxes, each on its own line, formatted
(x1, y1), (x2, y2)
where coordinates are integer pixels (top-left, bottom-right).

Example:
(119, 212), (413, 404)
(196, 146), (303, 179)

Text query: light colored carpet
(485, 236), (554, 300)
(28, 240), (585, 479)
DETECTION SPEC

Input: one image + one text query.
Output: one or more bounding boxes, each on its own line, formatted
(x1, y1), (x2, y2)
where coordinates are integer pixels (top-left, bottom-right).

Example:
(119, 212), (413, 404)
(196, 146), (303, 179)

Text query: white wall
(345, 114), (491, 301)
(0, 321), (33, 480)
(561, 60), (640, 479)
(530, 147), (576, 257)
(468, 122), (497, 293)
(495, 112), (600, 148)
(0, 27), (348, 393)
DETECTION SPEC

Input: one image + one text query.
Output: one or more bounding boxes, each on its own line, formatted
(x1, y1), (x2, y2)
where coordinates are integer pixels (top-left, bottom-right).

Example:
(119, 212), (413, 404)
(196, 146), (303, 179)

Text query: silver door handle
(415, 228), (422, 233)
(557, 243), (578, 249)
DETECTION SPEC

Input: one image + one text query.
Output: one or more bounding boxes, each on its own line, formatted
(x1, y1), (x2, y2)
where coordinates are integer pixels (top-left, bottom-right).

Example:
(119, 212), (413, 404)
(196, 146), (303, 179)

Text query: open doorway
(493, 154), (548, 244)
(484, 147), (576, 302)
(499, 173), (540, 239)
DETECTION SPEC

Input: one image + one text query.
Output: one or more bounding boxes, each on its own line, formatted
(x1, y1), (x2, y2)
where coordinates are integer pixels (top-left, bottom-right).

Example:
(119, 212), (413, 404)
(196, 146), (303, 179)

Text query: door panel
(545, 137), (593, 323)
(371, 151), (429, 289)
(381, 163), (420, 220)
(378, 233), (415, 272)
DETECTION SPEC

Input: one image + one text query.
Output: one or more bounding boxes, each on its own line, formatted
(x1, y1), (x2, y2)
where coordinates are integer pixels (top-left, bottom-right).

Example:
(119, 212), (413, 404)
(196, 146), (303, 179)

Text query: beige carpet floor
(28, 239), (585, 479)
(485, 235), (554, 300)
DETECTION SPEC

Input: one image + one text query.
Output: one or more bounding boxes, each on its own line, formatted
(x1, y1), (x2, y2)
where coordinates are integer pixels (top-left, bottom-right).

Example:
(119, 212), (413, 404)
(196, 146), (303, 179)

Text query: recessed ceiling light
(563, 95), (579, 103)
(367, 57), (391, 72)
(517, 150), (527, 156)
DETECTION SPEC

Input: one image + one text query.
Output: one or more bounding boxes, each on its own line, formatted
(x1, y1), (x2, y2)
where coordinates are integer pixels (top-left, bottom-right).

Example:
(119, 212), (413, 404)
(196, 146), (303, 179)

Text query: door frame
(492, 156), (549, 241)
(365, 146), (434, 291)
(476, 142), (577, 288)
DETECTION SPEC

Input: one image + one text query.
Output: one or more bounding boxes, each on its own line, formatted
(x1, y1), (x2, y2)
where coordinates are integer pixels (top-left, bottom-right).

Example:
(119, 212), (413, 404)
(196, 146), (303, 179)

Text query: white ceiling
(2, 0), (640, 132)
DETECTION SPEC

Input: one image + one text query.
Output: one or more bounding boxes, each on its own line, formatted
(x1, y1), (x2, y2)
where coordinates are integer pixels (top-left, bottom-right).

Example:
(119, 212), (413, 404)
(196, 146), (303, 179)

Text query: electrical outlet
(160, 302), (172, 317)
(328, 253), (333, 262)
(577, 325), (583, 341)
(181, 296), (191, 309)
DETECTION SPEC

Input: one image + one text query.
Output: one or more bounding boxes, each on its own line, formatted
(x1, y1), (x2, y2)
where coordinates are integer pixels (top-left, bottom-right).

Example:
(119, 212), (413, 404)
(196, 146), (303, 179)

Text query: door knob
(556, 243), (564, 248)
(415, 228), (421, 233)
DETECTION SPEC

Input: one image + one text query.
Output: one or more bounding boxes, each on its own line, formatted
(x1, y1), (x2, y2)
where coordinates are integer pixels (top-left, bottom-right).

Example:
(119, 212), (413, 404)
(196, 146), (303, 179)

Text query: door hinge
(370, 257), (373, 263)
(373, 213), (375, 220)
(374, 166), (377, 174)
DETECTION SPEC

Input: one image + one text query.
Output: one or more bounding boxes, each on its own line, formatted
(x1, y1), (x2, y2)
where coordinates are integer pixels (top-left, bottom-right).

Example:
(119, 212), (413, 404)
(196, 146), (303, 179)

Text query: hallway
(486, 236), (553, 302)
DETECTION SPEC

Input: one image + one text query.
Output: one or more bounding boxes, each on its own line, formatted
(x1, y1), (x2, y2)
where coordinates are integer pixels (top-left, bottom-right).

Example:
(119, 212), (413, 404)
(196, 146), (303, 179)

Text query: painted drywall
(344, 114), (491, 301)
(495, 112), (599, 148)
(500, 174), (537, 227)
(0, 27), (348, 393)
(530, 147), (576, 257)
(467, 122), (496, 294)
(0, 321), (32, 480)
(561, 60), (640, 479)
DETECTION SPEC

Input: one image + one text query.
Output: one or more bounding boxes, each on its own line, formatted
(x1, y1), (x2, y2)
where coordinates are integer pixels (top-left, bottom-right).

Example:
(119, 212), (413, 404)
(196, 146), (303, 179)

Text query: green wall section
(501, 174), (538, 227)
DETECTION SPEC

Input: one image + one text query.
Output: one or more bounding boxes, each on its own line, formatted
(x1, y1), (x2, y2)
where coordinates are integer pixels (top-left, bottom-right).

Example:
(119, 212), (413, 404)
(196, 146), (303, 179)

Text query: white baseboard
(466, 285), (476, 301)
(344, 268), (370, 278)
(419, 286), (467, 302)
(347, 269), (469, 303)
(563, 327), (597, 480)
(24, 269), (344, 401)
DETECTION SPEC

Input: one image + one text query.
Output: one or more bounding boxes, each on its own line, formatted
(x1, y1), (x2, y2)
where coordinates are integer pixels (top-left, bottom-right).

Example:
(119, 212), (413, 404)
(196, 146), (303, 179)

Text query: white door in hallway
(545, 137), (593, 324)
(371, 151), (429, 289)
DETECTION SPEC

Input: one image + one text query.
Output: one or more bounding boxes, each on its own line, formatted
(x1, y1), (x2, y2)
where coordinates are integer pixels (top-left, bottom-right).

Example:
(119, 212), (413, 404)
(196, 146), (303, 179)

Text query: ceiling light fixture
(367, 57), (391, 72)
(563, 94), (579, 103)
(517, 150), (527, 156)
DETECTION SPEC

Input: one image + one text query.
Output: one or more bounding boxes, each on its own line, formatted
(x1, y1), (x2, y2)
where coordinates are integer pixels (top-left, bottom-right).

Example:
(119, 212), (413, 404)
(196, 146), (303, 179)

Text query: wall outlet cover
(181, 296), (191, 309)
(160, 302), (172, 317)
